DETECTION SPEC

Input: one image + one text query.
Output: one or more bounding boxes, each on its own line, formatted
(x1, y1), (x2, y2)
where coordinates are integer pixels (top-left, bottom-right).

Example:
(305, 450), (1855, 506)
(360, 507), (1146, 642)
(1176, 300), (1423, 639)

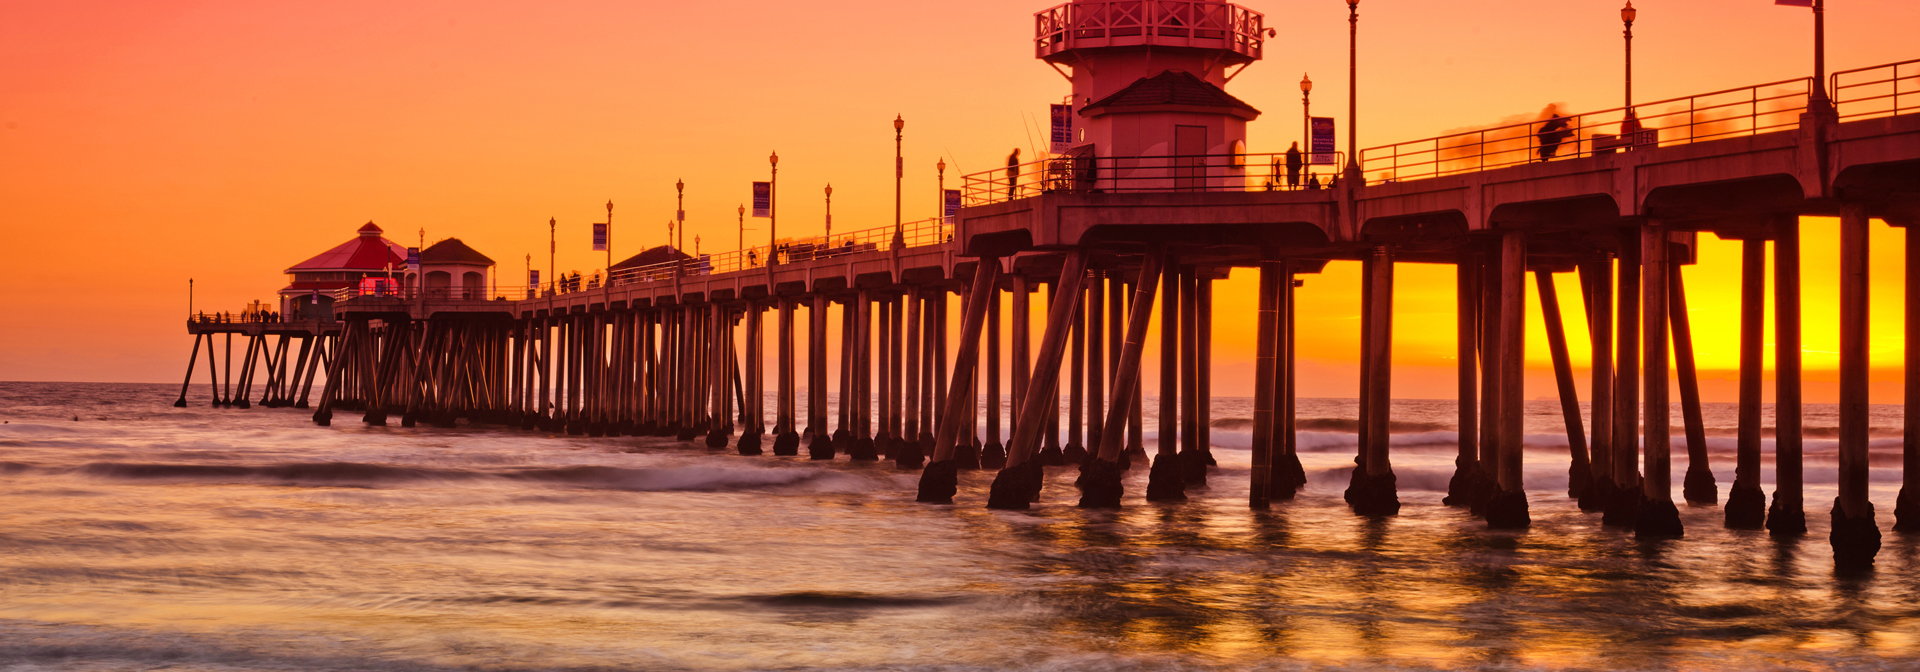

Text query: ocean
(2, 381), (1917, 671)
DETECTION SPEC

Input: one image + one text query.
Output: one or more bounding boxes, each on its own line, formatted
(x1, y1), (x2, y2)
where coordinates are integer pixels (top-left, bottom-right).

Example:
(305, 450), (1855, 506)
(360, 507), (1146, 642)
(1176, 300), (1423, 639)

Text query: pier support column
(852, 290), (878, 460)
(1769, 215), (1808, 536)
(1446, 250), (1480, 506)
(1278, 269), (1306, 497)
(1040, 281), (1065, 467)
(1900, 216), (1920, 531)
(1349, 246), (1400, 517)
(876, 297), (893, 459)
(1580, 254), (1615, 512)
(1085, 271), (1104, 462)
(830, 298), (853, 457)
(1833, 202), (1880, 568)
(1605, 232), (1644, 528)
(1671, 263), (1716, 505)
(1539, 269), (1590, 499)
(1065, 279), (1086, 464)
(1487, 232), (1529, 529)
(740, 302), (765, 455)
(774, 298), (799, 455)
(1251, 262), (1282, 509)
(175, 334), (204, 407)
(1638, 223), (1684, 538)
(990, 250), (1091, 509)
(1180, 267), (1204, 486)
(889, 294), (907, 461)
(1726, 238), (1769, 528)
(807, 293), (833, 459)
(1079, 250), (1166, 508)
(1011, 274), (1031, 446)
(1147, 257), (1186, 502)
(900, 291), (924, 468)
(917, 257), (1002, 503)
(983, 283), (1005, 468)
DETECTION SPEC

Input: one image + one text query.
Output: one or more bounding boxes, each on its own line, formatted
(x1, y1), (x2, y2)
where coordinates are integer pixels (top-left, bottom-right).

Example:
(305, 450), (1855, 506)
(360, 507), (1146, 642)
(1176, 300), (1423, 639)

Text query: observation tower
(1036, 0), (1267, 168)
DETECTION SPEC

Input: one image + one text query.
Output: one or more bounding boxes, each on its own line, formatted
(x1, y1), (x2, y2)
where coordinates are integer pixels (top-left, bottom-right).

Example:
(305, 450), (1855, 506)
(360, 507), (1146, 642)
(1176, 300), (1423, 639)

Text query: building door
(1175, 125), (1207, 191)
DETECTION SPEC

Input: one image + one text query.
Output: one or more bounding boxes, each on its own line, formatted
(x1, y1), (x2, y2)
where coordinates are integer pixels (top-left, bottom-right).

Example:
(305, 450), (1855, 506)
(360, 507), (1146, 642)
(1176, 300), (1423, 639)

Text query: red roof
(286, 222), (407, 272)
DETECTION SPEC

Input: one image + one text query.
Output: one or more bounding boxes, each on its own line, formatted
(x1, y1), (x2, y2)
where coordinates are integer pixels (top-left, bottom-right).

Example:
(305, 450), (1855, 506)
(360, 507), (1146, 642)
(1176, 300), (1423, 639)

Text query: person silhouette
(1285, 141), (1304, 189)
(1005, 148), (1022, 200)
(1537, 110), (1574, 162)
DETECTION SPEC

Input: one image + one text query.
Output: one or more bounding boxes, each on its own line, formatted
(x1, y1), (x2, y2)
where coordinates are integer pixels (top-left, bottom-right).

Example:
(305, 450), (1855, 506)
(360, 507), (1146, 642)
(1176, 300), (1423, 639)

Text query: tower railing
(1833, 58), (1920, 122)
(962, 150), (1345, 206)
(1035, 1), (1264, 61)
(1359, 77), (1812, 185)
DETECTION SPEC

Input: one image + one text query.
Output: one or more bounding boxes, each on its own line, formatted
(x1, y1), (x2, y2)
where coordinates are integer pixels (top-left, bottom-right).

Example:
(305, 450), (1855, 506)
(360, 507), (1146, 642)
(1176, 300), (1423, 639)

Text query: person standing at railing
(1005, 148), (1021, 200)
(1537, 111), (1574, 162)
(1285, 142), (1304, 189)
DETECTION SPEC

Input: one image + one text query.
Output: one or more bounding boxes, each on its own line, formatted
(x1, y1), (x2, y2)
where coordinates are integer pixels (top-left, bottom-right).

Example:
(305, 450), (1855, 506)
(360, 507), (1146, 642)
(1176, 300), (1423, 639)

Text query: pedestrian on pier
(1537, 111), (1574, 162)
(1006, 148), (1021, 200)
(1285, 142), (1303, 189)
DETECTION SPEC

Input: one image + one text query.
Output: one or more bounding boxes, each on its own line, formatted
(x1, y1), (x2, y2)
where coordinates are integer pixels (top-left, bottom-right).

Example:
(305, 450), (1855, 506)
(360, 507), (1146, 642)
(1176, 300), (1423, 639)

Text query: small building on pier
(278, 222), (408, 318)
(419, 238), (495, 299)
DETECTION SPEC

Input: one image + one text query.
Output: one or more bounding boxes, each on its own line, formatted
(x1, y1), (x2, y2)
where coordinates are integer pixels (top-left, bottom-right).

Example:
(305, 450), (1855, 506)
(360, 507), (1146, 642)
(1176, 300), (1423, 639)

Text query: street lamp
(825, 183), (833, 241)
(737, 204), (746, 263)
(1346, 0), (1360, 180)
(548, 217), (556, 296)
(1301, 74), (1314, 186)
(1622, 2), (1639, 133)
(893, 114), (905, 249)
(936, 158), (946, 224)
(769, 151), (779, 265)
(675, 179), (685, 253)
(604, 199), (614, 281)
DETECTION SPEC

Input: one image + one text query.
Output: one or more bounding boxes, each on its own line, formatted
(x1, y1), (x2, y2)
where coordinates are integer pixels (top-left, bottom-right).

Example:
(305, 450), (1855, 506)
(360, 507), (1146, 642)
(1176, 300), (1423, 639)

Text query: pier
(177, 0), (1920, 571)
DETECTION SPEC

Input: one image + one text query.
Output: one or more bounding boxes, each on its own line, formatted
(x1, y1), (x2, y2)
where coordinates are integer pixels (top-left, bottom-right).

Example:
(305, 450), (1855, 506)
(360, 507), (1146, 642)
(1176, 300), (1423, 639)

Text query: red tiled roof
(1081, 70), (1261, 120)
(286, 223), (407, 272)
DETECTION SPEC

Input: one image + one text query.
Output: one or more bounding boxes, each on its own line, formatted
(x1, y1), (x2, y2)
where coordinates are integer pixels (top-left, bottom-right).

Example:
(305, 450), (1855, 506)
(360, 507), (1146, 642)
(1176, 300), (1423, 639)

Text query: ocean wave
(60, 460), (868, 493)
(1209, 416), (1454, 434)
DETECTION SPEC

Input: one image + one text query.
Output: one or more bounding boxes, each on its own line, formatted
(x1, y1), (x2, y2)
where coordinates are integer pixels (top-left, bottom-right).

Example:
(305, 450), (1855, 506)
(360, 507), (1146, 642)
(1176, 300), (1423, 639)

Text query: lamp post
(893, 114), (905, 249)
(525, 254), (531, 297)
(1345, 0), (1360, 180)
(675, 180), (686, 253)
(737, 204), (746, 263)
(548, 217), (556, 296)
(769, 151), (779, 265)
(1622, 2), (1638, 133)
(936, 158), (946, 223)
(604, 200), (614, 281)
(825, 183), (833, 241)
(1302, 73), (1314, 185)
(1812, 0), (1830, 110)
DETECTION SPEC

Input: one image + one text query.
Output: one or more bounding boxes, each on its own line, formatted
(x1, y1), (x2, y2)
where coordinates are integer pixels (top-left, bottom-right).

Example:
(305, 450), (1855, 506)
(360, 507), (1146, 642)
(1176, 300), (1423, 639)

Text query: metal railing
(190, 310), (300, 325)
(962, 151), (1346, 207)
(587, 217), (953, 289)
(331, 286), (532, 303)
(1360, 78), (1813, 184)
(1833, 58), (1920, 122)
(1035, 0), (1264, 61)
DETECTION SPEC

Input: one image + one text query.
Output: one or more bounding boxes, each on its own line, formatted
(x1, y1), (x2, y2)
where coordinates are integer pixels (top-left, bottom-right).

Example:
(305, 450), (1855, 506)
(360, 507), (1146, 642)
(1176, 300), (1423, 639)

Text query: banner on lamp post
(406, 247), (419, 273)
(751, 182), (772, 218)
(1310, 117), (1337, 165)
(943, 189), (961, 225)
(529, 269), (540, 290)
(1050, 104), (1073, 154)
(592, 223), (607, 251)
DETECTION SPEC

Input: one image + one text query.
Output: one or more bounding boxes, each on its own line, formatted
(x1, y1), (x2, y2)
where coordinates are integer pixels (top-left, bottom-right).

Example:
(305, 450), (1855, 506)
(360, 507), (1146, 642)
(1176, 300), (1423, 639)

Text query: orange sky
(3, 0), (1917, 403)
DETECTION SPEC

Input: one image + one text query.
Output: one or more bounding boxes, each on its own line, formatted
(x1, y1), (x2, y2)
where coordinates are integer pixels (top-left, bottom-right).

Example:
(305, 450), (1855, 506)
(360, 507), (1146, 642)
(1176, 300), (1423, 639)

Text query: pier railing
(1034, 0), (1265, 61)
(963, 151), (1346, 207)
(1360, 77), (1813, 184)
(596, 217), (952, 288)
(1833, 58), (1920, 122)
(329, 286), (533, 302)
